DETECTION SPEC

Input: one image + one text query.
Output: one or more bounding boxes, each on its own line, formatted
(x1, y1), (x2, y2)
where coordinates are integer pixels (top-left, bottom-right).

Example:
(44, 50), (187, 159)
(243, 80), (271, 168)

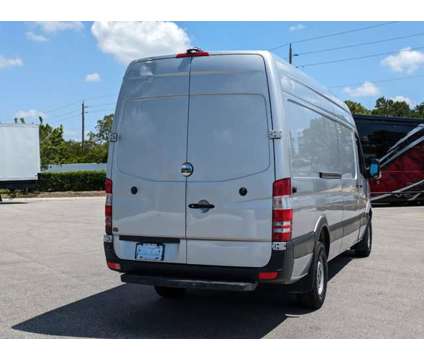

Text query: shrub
(36, 171), (106, 192)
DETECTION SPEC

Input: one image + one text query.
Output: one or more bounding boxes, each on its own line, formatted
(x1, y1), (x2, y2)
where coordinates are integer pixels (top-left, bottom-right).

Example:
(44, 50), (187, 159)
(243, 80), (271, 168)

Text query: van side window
(337, 124), (356, 178)
(286, 101), (340, 177)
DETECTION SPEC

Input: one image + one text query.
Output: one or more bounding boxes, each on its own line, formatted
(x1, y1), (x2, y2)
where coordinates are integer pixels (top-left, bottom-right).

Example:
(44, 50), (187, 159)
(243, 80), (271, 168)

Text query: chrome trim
(381, 135), (424, 167)
(372, 178), (424, 200)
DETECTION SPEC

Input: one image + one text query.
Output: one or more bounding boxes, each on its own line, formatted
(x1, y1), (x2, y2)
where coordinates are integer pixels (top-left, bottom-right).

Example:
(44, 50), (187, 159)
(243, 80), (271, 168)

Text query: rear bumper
(121, 273), (257, 291)
(104, 240), (296, 287)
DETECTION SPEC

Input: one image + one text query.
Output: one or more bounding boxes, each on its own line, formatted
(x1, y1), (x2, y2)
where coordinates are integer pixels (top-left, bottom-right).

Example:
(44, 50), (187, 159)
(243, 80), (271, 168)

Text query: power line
(86, 108), (115, 115)
(52, 112), (81, 122)
(296, 31), (424, 56)
(269, 21), (400, 51)
(41, 93), (116, 116)
(85, 93), (117, 101)
(45, 108), (80, 118)
(329, 73), (424, 89)
(87, 102), (115, 109)
(298, 45), (424, 68)
(43, 100), (80, 114)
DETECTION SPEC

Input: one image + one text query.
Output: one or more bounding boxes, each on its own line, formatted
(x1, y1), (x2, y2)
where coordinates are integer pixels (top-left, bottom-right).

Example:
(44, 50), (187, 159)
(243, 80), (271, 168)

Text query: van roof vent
(176, 48), (209, 58)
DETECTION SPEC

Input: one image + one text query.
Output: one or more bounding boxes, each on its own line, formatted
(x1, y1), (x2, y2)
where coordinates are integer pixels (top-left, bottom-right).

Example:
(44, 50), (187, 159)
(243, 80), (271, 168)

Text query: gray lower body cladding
(104, 238), (301, 287)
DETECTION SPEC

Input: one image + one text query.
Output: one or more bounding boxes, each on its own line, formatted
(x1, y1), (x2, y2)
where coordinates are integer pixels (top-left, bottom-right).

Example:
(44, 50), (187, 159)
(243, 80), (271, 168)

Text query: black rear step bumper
(104, 239), (300, 288)
(121, 273), (257, 291)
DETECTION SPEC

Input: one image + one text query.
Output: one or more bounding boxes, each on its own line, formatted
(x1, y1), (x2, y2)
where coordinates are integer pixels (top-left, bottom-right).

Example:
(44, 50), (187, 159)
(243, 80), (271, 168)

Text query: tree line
(39, 114), (112, 169)
(345, 96), (424, 118)
(34, 96), (424, 168)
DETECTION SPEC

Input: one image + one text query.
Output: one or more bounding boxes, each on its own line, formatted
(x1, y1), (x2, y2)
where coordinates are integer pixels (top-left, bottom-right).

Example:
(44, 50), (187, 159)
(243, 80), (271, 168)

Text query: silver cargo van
(103, 49), (380, 309)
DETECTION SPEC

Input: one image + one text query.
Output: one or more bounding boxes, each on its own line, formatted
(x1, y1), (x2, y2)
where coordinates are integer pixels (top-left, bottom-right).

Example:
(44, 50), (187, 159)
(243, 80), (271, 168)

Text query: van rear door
(112, 57), (190, 263)
(185, 54), (274, 267)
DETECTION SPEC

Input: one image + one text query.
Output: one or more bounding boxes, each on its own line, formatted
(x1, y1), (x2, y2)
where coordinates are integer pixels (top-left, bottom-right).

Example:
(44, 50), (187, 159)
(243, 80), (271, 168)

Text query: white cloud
(391, 96), (414, 107)
(15, 109), (46, 120)
(289, 24), (306, 32)
(343, 81), (380, 97)
(381, 47), (424, 74)
(35, 21), (84, 33)
(91, 21), (192, 64)
(25, 31), (48, 42)
(0, 56), (23, 69)
(85, 72), (101, 82)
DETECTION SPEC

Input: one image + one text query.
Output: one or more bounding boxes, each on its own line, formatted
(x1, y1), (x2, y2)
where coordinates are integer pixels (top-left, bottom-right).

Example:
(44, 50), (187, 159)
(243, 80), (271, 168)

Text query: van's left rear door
(112, 57), (190, 264)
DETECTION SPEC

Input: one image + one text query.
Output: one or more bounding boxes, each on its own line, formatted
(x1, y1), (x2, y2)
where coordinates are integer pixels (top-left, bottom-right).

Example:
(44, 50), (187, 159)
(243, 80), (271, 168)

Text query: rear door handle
(188, 200), (215, 213)
(188, 203), (215, 209)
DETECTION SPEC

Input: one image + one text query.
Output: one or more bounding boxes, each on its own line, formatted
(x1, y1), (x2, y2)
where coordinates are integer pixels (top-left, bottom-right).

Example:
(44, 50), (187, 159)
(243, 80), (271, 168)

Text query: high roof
(128, 49), (351, 116)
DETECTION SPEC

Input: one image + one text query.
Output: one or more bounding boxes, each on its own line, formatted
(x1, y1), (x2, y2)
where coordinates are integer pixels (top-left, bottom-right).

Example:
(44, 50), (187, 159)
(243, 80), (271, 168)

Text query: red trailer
(354, 114), (424, 205)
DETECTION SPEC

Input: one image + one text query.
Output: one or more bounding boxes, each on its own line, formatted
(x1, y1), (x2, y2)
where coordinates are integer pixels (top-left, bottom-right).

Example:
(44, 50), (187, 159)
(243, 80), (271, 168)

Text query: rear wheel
(299, 241), (328, 310)
(154, 286), (186, 299)
(352, 221), (372, 258)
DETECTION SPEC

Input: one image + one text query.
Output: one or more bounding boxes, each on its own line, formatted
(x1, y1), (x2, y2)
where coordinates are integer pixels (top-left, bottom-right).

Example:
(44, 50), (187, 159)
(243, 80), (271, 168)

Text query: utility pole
(81, 101), (86, 151)
(289, 43), (293, 65)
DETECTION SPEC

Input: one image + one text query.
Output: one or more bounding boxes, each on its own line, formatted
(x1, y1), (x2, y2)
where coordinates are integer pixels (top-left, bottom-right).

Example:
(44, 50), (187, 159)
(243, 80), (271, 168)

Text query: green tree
(371, 97), (412, 117)
(88, 114), (113, 144)
(413, 102), (424, 118)
(38, 113), (114, 167)
(345, 100), (370, 115)
(39, 123), (68, 168)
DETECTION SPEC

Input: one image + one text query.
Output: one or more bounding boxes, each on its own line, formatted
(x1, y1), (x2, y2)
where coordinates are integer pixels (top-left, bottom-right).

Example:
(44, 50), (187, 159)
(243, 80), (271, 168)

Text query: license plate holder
(135, 243), (164, 261)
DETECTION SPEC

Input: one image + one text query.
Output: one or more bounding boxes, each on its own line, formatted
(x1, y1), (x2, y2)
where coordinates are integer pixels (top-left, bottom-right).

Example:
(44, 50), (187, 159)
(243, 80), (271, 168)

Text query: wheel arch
(313, 216), (330, 257)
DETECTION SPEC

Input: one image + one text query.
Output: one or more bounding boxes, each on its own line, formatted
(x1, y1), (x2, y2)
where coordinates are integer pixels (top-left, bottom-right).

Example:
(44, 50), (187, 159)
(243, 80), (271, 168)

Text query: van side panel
(338, 125), (362, 250)
(274, 55), (361, 278)
(285, 100), (344, 263)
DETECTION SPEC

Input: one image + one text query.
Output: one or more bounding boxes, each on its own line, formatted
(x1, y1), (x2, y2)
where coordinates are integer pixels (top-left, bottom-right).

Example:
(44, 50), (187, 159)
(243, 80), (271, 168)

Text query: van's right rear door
(185, 54), (274, 267)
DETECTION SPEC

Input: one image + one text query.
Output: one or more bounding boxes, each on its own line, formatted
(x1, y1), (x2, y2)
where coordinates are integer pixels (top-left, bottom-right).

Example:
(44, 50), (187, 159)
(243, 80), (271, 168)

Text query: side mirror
(367, 158), (381, 179)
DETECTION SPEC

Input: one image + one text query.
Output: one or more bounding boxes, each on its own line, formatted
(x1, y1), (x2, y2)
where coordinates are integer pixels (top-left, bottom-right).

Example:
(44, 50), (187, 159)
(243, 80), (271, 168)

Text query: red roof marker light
(176, 48), (209, 58)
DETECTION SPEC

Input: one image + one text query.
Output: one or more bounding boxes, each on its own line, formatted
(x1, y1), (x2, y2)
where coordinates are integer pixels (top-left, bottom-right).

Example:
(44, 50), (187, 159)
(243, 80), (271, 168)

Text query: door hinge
(268, 130), (282, 140)
(109, 132), (119, 142)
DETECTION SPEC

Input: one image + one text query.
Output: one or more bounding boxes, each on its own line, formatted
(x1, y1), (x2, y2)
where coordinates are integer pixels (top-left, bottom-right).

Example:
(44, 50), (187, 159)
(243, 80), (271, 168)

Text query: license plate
(135, 243), (164, 261)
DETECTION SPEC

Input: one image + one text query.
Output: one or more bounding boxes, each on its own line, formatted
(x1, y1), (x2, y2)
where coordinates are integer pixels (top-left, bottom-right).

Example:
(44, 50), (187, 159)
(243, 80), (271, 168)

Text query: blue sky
(1, 21), (423, 139)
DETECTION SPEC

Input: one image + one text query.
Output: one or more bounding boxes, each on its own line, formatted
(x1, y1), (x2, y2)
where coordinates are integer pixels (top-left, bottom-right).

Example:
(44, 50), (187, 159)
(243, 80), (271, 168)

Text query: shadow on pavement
(12, 254), (352, 338)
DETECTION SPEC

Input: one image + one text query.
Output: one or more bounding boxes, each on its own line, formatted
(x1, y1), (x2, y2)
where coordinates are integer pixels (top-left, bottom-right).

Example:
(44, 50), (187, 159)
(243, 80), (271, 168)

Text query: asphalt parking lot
(0, 197), (423, 338)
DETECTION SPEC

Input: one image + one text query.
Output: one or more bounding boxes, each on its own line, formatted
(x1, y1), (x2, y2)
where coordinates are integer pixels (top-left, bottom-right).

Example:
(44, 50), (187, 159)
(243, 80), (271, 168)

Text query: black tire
(154, 286), (186, 299)
(299, 241), (328, 310)
(352, 221), (372, 258)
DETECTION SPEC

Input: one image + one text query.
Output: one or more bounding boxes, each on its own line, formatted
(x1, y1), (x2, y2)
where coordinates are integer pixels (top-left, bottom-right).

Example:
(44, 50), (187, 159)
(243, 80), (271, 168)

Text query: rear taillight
(272, 178), (293, 242)
(258, 271), (278, 280)
(107, 261), (121, 271)
(105, 178), (112, 235)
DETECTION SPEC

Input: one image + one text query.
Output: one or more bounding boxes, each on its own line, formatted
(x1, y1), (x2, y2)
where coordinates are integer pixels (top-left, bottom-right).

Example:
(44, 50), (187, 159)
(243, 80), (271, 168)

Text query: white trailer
(0, 123), (40, 194)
